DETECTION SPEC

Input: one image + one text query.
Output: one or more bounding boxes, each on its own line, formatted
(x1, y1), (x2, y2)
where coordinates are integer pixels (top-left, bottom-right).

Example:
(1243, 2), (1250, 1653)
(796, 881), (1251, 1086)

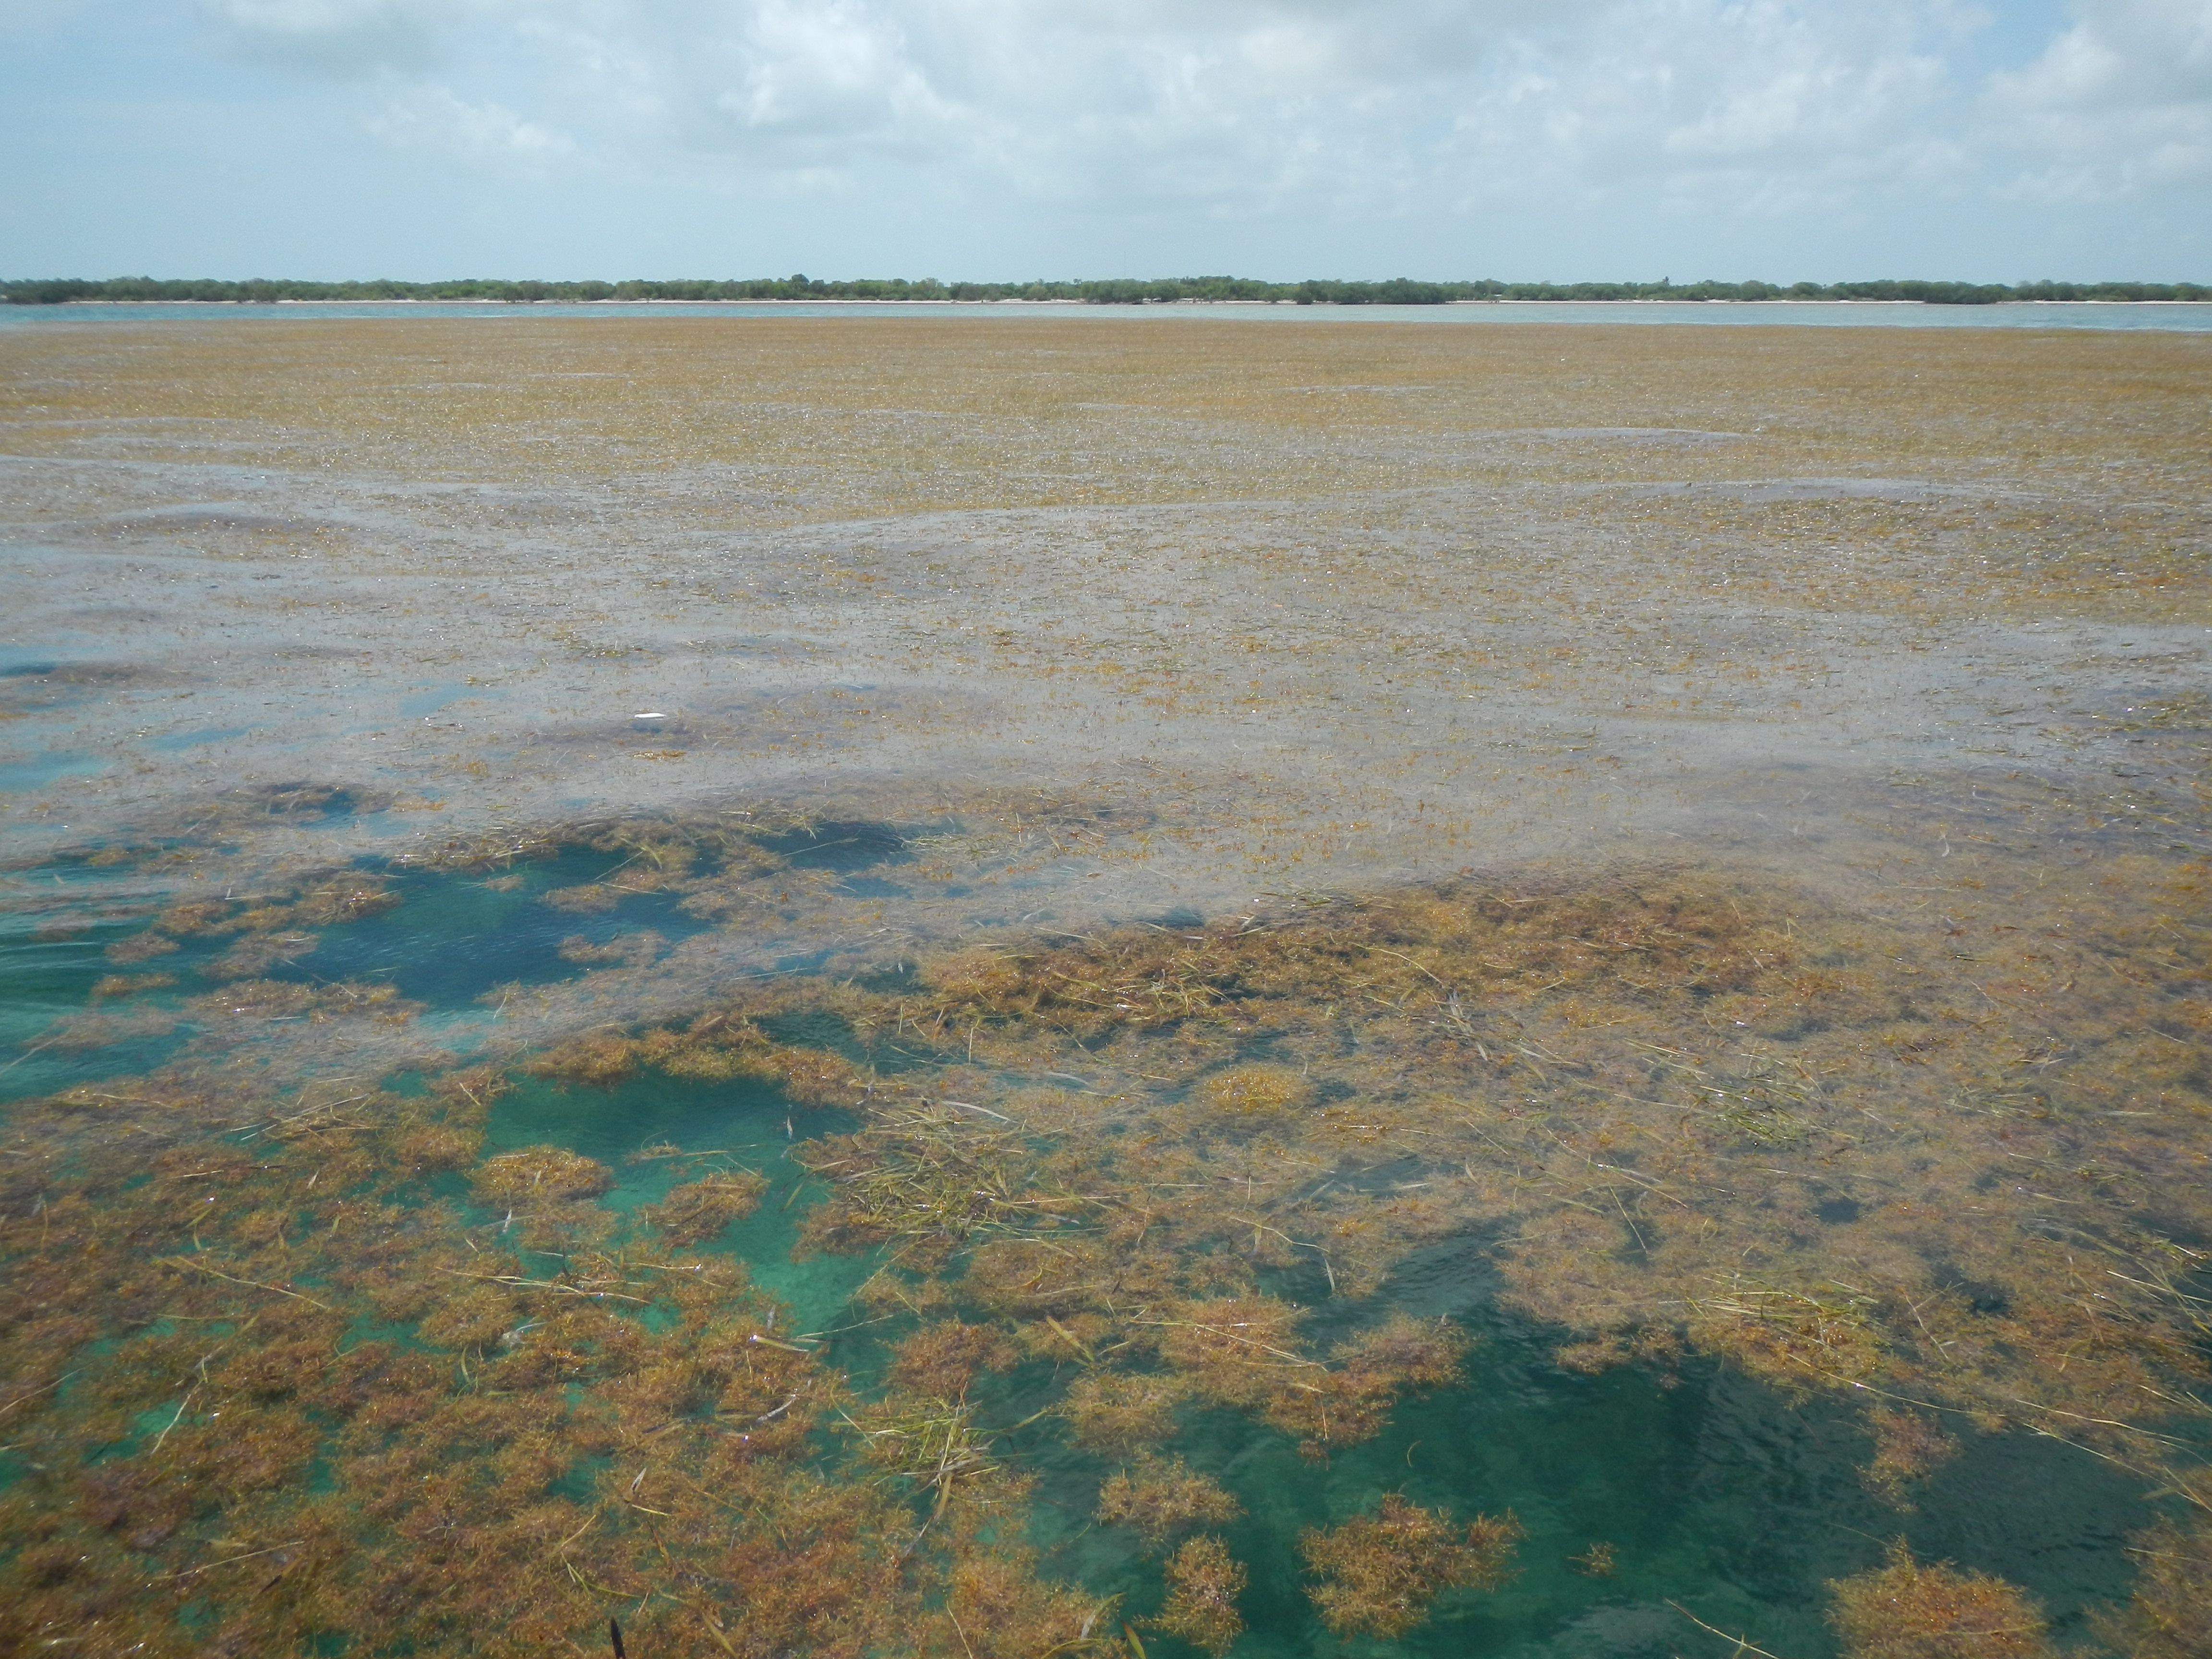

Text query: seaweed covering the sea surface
(0, 828), (2209, 1653)
(1, 318), (2208, 1656)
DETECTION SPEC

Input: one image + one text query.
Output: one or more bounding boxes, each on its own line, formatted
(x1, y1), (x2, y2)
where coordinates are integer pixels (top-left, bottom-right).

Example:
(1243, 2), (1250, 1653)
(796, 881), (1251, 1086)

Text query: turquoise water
(1018, 1325), (2150, 1658)
(306, 850), (713, 1007)
(0, 750), (108, 793)
(3, 301), (2209, 331)
(481, 1070), (875, 1334)
(496, 1064), (2153, 1658)
(0, 835), (2168, 1653)
(0, 821), (928, 1102)
(0, 845), (704, 1104)
(0, 867), (201, 1095)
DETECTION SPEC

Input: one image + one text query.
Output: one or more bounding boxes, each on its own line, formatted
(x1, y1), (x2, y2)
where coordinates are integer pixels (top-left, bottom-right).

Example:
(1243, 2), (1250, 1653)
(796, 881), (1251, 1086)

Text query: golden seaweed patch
(1828, 1541), (2055, 1659)
(1095, 1453), (1241, 1548)
(471, 1146), (613, 1203)
(1152, 1535), (1248, 1657)
(1301, 1495), (1522, 1639)
(1196, 1063), (1310, 1116)
(648, 1171), (769, 1243)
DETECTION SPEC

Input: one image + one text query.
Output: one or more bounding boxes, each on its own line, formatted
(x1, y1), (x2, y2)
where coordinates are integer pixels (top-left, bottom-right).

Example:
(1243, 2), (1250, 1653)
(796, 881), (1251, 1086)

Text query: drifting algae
(1300, 1494), (1523, 1639)
(7, 836), (2209, 1652)
(0, 315), (2209, 1654)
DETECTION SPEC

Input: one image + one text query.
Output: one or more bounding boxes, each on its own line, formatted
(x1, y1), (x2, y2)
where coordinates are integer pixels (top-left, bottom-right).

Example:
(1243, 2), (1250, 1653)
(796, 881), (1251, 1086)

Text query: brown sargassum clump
(472, 1146), (614, 1204)
(4, 842), (2212, 1648)
(1151, 1535), (1248, 1657)
(0, 1072), (1116, 1658)
(1829, 1540), (2056, 1659)
(1095, 1452), (1241, 1549)
(1300, 1494), (1522, 1639)
(646, 1169), (770, 1244)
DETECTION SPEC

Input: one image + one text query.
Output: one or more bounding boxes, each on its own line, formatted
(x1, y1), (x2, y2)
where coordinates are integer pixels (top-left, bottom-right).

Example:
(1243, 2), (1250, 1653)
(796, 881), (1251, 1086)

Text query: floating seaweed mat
(0, 811), (894, 1094)
(0, 1112), (2151, 1655)
(3, 841), (2210, 1655)
(0, 1069), (1052, 1658)
(1000, 1283), (2157, 1656)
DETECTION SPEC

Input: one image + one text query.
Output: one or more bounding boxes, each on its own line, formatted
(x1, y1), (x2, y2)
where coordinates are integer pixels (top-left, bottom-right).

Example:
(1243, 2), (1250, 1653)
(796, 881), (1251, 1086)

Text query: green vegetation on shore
(3, 273), (2207, 306)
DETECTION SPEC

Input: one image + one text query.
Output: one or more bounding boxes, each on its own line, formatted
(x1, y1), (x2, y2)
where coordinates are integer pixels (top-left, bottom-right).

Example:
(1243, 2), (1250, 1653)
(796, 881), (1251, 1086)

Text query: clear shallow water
(305, 849), (714, 1007)
(0, 835), (2171, 1656)
(482, 1049), (2197, 1659)
(481, 1070), (877, 1336)
(0, 750), (108, 793)
(5, 300), (2211, 330)
(1030, 1324), (2150, 1659)
(480, 1061), (2156, 1659)
(0, 820), (930, 1104)
(3, 299), (2204, 1659)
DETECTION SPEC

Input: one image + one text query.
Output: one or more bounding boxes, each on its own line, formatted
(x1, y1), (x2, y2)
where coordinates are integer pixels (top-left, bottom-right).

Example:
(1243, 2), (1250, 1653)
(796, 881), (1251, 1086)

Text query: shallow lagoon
(1, 317), (2208, 1656)
(0, 844), (2178, 1655)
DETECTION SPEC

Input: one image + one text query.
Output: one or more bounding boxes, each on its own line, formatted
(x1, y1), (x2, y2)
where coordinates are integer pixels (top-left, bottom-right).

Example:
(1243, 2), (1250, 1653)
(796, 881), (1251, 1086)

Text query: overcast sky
(3, 0), (2207, 280)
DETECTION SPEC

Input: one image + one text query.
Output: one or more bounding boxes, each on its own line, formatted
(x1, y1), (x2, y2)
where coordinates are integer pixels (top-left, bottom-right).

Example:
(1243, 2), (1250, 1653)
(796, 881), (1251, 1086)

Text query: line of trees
(3, 274), (2206, 306)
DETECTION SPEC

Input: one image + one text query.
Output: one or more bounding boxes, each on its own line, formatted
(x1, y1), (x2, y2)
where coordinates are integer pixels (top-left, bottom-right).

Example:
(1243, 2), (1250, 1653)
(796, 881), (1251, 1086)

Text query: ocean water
(0, 825), (2187, 1657)
(2, 315), (2206, 1657)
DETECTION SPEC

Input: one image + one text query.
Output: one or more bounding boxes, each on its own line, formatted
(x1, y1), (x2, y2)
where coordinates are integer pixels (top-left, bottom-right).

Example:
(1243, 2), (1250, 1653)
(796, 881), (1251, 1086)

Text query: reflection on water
(143, 726), (250, 753)
(0, 751), (108, 793)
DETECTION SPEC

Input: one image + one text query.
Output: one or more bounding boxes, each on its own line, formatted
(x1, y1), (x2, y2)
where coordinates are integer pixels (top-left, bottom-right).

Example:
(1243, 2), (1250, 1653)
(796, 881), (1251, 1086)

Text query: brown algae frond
(646, 1168), (771, 1244)
(1299, 1493), (1523, 1638)
(472, 1145), (614, 1204)
(1095, 1453), (1241, 1550)
(1828, 1540), (2056, 1659)
(1151, 1535), (1248, 1657)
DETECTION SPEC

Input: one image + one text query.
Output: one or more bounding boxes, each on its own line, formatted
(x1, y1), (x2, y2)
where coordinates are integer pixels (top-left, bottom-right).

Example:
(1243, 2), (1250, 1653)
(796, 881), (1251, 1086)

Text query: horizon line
(7, 275), (2209, 308)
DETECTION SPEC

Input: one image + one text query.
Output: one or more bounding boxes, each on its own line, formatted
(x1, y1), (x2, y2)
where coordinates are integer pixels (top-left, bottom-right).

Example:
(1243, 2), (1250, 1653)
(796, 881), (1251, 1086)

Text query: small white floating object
(632, 711), (667, 719)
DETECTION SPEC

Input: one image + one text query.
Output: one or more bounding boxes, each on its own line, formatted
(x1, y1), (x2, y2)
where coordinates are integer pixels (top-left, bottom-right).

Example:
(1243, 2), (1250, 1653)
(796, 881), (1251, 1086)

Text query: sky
(2, 0), (2207, 281)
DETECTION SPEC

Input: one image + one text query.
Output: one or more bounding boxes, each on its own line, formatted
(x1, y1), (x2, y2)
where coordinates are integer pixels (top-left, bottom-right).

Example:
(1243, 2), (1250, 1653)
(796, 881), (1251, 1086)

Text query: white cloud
(367, 83), (572, 160)
(1431, 0), (1962, 213)
(202, 0), (1976, 195)
(720, 1), (939, 138)
(168, 0), (2209, 266)
(1984, 0), (2212, 197)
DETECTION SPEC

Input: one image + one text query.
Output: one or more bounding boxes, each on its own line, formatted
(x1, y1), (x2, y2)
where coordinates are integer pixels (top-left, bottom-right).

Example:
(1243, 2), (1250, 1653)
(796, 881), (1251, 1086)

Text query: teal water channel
(0, 832), (2169, 1656)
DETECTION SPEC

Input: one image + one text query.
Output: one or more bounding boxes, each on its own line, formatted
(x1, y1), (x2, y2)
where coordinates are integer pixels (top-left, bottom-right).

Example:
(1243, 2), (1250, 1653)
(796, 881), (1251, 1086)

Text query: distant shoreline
(32, 295), (2212, 306)
(7, 276), (2207, 308)
(17, 296), (2212, 311)
(11, 294), (2212, 336)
